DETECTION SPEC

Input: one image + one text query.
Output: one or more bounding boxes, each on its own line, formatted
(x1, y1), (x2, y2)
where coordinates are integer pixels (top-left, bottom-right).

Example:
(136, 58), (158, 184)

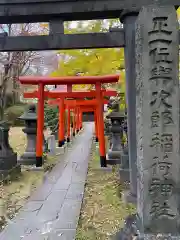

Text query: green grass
(76, 144), (136, 240)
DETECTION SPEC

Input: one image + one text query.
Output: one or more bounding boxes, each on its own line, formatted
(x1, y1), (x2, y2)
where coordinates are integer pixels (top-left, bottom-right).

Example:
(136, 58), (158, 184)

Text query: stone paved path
(0, 122), (94, 240)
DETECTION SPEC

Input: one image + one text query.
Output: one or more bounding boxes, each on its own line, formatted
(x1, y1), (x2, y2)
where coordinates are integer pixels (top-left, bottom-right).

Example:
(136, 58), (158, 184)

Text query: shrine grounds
(0, 127), (135, 239)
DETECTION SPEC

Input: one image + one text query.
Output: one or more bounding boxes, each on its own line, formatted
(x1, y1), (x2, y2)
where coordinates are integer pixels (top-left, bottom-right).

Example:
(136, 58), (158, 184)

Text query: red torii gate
(24, 89), (116, 144)
(19, 75), (119, 167)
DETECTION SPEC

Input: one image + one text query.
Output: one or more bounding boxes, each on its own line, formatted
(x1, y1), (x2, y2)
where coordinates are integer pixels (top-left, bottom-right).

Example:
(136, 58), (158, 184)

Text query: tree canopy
(50, 9), (180, 105)
(50, 20), (124, 91)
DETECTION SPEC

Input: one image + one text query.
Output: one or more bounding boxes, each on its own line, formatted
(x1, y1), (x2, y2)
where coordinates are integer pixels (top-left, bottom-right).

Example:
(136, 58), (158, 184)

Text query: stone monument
(136, 5), (180, 236)
(116, 5), (180, 239)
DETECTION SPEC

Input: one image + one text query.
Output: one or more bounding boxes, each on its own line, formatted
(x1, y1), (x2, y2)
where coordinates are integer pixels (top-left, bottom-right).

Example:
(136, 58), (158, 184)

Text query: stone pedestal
(0, 121), (20, 180)
(19, 104), (44, 165)
(119, 118), (130, 184)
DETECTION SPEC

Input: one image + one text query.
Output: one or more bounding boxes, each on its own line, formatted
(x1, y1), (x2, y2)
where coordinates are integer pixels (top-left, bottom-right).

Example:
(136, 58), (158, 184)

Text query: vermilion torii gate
(24, 90), (112, 148)
(24, 88), (116, 144)
(19, 75), (119, 167)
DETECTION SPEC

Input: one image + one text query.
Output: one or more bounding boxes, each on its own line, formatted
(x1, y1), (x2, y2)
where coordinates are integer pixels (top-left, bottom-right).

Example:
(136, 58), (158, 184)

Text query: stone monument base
(114, 214), (180, 239)
(113, 214), (138, 240)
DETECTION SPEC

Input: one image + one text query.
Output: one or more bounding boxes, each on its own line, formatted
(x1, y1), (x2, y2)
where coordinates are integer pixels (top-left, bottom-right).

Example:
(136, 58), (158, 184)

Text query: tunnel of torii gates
(24, 91), (114, 146)
(19, 74), (119, 167)
(48, 98), (109, 143)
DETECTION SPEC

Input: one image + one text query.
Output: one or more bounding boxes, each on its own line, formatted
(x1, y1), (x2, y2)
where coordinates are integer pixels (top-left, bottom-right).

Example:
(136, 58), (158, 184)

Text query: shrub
(5, 103), (28, 126)
(44, 105), (59, 134)
(44, 104), (73, 135)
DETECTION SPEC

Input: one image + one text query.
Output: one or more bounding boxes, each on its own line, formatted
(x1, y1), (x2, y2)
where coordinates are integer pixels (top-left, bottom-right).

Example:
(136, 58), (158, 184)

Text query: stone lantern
(0, 121), (20, 180)
(106, 110), (125, 165)
(18, 104), (38, 165)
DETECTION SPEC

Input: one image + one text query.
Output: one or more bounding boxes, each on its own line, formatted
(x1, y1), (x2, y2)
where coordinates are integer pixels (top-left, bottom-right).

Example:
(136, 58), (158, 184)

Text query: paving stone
(22, 201), (43, 212)
(53, 165), (74, 190)
(29, 183), (54, 201)
(37, 190), (67, 221)
(54, 200), (82, 229)
(48, 229), (76, 240)
(65, 183), (85, 200)
(43, 162), (67, 184)
(15, 209), (39, 222)
(12, 214), (44, 234)
(75, 162), (88, 172)
(23, 229), (76, 240)
(0, 223), (29, 240)
(53, 179), (71, 191)
(71, 171), (87, 183)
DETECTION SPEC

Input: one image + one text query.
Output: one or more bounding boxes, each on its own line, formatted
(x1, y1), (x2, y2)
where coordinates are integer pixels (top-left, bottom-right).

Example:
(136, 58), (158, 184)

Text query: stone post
(0, 121), (20, 180)
(119, 115), (130, 184)
(136, 6), (180, 237)
(47, 135), (56, 155)
(120, 10), (139, 204)
(19, 104), (39, 165)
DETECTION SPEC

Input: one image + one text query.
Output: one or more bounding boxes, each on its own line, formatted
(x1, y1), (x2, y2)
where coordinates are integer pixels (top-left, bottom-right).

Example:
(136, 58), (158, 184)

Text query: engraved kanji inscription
(150, 200), (175, 219)
(151, 111), (160, 128)
(149, 46), (172, 64)
(152, 161), (172, 178)
(150, 90), (172, 109)
(150, 133), (160, 149)
(162, 110), (173, 125)
(150, 110), (173, 127)
(161, 133), (173, 153)
(149, 17), (172, 35)
(149, 178), (174, 197)
(150, 65), (172, 80)
(150, 133), (173, 153)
